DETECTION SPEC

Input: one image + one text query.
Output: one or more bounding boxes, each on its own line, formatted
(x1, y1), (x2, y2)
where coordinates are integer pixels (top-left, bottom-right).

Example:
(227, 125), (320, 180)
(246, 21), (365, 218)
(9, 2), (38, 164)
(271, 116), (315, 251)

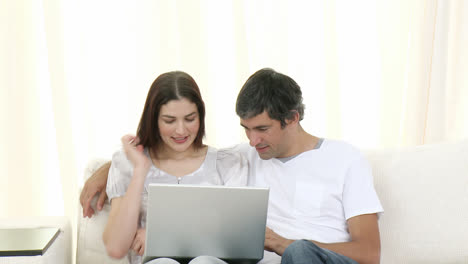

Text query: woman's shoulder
(210, 145), (249, 167)
(207, 145), (249, 186)
(198, 145), (239, 166)
(110, 148), (135, 174)
(111, 148), (126, 161)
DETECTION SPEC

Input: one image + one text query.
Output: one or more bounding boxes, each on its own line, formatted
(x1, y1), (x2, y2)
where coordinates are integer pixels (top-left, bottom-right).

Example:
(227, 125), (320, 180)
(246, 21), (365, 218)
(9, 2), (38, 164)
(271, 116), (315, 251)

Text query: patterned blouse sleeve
(216, 146), (249, 187)
(106, 149), (133, 201)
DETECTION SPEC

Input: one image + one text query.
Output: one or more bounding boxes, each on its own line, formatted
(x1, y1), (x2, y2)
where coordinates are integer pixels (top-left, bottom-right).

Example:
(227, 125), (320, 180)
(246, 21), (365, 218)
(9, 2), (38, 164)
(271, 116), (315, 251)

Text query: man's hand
(131, 228), (146, 256)
(264, 227), (294, 256)
(80, 161), (111, 218)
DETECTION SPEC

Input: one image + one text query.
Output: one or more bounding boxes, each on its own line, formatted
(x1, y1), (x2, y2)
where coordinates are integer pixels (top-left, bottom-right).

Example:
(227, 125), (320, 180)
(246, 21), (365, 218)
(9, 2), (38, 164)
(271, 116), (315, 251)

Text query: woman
(102, 71), (248, 264)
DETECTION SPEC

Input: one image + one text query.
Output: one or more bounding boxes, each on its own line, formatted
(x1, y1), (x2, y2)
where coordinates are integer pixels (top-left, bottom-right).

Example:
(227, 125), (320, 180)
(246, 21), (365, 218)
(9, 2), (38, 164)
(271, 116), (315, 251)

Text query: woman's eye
(185, 118), (195, 122)
(164, 120), (175, 124)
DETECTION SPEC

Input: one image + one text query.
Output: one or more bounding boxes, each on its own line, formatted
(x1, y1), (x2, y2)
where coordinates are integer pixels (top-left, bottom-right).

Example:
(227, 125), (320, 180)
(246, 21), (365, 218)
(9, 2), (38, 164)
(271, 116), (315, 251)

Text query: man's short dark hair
(236, 68), (305, 127)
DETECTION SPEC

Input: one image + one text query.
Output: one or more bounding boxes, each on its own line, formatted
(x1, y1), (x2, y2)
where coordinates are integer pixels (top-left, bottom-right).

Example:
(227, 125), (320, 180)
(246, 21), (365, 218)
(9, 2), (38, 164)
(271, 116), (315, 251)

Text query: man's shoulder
(321, 138), (362, 155)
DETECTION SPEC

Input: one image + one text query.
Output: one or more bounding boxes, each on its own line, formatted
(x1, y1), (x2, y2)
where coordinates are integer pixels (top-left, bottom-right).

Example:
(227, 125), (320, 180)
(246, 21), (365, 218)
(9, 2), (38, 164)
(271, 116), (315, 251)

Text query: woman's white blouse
(106, 146), (248, 263)
(107, 145), (248, 222)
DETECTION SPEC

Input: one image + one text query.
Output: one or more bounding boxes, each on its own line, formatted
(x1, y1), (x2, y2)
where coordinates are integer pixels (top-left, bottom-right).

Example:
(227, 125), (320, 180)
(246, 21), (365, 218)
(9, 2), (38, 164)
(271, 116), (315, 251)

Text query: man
(81, 68), (383, 264)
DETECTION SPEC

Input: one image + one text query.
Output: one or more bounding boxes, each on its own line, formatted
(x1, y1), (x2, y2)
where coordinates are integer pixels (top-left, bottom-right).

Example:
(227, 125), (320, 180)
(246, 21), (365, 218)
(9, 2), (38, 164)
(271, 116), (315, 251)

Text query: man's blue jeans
(281, 240), (359, 264)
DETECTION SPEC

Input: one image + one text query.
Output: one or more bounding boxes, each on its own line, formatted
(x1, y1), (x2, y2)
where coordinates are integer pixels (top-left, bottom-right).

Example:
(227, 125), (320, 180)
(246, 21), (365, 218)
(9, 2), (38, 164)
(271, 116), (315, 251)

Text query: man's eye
(258, 128), (268, 132)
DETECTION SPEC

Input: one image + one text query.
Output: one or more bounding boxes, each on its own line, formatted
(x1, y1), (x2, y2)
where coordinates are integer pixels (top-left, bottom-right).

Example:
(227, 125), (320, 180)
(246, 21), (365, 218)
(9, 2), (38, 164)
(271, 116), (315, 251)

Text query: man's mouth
(255, 145), (269, 153)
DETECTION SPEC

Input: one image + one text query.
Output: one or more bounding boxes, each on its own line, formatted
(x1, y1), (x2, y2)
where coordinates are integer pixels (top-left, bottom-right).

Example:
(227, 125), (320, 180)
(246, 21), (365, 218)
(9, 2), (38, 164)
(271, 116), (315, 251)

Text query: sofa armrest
(76, 159), (128, 264)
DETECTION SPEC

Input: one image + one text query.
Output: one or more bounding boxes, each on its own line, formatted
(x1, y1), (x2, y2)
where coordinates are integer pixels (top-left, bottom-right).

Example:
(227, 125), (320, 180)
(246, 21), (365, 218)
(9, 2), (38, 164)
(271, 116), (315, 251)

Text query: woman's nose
(175, 121), (186, 134)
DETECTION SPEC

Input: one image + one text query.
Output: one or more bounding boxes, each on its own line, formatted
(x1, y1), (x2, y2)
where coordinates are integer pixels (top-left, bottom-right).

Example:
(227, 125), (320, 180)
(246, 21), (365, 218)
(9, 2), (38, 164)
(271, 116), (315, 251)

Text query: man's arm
(265, 213), (381, 264)
(80, 161), (111, 217)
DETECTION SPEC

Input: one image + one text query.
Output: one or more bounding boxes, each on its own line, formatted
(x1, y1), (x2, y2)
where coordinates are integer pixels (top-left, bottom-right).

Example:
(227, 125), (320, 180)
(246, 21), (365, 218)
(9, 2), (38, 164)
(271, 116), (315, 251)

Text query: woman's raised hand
(121, 135), (151, 170)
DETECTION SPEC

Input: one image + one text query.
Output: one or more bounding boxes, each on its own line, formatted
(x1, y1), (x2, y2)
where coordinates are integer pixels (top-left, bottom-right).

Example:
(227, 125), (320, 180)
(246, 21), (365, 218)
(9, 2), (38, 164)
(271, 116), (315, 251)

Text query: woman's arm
(102, 135), (151, 259)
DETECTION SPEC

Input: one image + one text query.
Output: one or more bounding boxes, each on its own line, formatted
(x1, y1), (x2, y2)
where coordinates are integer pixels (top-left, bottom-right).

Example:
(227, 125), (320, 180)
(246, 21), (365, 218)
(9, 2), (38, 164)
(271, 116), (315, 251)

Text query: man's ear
(285, 110), (300, 126)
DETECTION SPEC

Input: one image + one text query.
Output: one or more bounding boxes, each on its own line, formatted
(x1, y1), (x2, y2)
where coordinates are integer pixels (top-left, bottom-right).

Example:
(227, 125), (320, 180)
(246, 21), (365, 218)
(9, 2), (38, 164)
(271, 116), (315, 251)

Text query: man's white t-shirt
(233, 139), (384, 264)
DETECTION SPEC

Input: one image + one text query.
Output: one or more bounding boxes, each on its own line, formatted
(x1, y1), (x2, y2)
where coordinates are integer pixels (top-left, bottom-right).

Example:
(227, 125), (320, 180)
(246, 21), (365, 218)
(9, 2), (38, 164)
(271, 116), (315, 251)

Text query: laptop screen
(143, 184), (269, 264)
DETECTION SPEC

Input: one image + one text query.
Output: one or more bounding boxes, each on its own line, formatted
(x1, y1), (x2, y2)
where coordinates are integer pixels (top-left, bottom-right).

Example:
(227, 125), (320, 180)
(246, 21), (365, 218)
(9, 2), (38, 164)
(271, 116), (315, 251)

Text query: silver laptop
(143, 184), (269, 264)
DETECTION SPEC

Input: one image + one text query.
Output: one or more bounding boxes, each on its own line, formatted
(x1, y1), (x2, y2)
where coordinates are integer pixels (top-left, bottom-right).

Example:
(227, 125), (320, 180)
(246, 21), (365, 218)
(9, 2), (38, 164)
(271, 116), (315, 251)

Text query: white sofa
(76, 140), (468, 264)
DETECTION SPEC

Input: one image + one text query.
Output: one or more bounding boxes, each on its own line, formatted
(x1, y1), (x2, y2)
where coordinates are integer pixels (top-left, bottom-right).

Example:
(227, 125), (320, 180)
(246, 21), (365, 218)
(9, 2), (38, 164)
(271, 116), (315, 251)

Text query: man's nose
(248, 132), (261, 147)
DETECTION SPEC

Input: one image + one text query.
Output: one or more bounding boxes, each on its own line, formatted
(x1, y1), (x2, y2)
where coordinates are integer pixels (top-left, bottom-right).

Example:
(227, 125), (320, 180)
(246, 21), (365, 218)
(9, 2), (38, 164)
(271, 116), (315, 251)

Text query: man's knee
(282, 240), (326, 264)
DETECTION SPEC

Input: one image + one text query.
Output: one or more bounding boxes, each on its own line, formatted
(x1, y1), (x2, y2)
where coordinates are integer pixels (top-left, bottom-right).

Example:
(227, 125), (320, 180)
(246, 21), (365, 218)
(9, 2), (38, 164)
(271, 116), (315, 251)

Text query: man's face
(240, 111), (290, 160)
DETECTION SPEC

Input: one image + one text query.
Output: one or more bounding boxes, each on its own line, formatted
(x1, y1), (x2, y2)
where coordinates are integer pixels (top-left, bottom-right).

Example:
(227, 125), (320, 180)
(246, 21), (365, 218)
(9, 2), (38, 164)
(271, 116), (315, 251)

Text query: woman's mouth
(172, 136), (188, 144)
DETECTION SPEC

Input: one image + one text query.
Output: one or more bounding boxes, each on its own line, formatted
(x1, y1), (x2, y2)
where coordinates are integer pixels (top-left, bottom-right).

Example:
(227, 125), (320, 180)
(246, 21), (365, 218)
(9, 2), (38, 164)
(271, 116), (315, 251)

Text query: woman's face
(158, 98), (200, 153)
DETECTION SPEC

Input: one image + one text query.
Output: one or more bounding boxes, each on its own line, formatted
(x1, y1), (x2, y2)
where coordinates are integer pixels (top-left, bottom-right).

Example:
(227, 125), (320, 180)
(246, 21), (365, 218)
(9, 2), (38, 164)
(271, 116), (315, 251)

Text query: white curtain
(1, 0), (467, 261)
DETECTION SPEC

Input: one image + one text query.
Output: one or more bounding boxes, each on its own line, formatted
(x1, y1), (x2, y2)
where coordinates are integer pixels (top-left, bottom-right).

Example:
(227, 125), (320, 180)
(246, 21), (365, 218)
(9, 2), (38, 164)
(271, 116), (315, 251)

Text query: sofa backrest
(364, 139), (468, 263)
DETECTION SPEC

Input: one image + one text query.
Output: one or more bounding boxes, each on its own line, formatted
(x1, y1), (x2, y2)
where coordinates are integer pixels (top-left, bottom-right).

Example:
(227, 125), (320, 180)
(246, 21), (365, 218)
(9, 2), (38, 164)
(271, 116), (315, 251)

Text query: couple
(80, 68), (383, 264)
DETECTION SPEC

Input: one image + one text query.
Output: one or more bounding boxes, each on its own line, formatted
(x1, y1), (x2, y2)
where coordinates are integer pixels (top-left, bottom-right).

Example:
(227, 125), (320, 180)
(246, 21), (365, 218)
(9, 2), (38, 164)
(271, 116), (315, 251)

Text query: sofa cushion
(365, 140), (468, 263)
